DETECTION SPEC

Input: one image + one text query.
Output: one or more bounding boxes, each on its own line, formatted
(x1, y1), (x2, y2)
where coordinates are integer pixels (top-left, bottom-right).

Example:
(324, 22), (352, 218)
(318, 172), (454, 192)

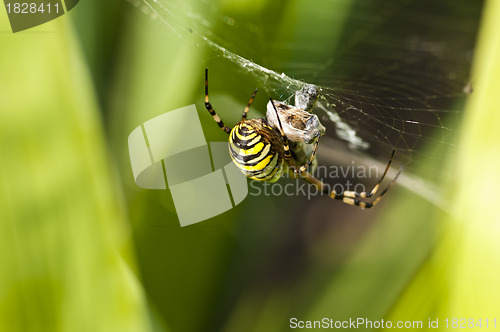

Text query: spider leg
(270, 98), (401, 208)
(342, 150), (396, 199)
(294, 168), (327, 191)
(294, 135), (322, 174)
(242, 88), (258, 121)
(269, 98), (294, 164)
(205, 68), (231, 134)
(299, 166), (402, 209)
(269, 98), (321, 175)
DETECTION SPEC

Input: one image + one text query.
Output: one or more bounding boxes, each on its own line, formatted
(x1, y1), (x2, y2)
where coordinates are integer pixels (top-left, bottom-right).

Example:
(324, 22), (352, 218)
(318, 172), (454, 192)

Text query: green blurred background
(1, 0), (500, 331)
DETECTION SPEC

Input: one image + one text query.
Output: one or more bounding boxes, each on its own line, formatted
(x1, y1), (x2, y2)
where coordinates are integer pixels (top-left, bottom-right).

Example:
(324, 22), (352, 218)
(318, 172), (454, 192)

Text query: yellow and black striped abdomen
(229, 119), (284, 183)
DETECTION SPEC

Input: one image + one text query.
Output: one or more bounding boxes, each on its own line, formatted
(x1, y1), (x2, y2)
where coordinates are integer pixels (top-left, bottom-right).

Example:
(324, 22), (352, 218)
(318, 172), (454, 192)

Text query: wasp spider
(204, 69), (401, 208)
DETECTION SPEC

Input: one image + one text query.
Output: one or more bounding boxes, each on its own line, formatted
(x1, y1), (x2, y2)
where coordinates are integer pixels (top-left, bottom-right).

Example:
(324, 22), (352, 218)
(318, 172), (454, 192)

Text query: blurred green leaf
(386, 0), (500, 323)
(0, 10), (153, 332)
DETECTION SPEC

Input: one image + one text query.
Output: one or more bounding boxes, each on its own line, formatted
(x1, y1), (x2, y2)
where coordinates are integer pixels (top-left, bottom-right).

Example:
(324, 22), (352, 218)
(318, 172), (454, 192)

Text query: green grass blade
(0, 13), (153, 332)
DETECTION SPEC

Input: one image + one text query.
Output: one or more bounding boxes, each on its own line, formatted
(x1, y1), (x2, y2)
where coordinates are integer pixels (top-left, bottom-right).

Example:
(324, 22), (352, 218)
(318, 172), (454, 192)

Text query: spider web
(126, 0), (483, 211)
